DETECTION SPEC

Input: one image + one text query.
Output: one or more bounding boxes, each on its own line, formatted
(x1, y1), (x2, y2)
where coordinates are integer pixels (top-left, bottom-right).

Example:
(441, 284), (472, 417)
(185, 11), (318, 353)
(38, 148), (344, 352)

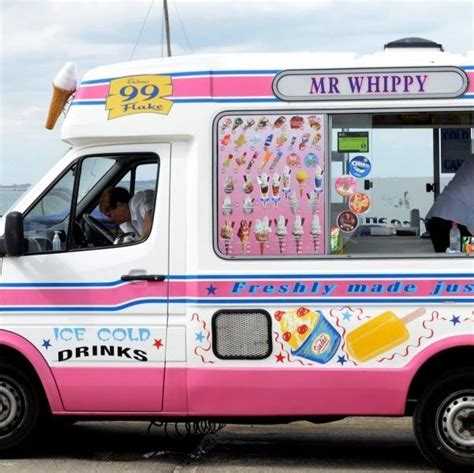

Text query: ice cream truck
(0, 37), (473, 471)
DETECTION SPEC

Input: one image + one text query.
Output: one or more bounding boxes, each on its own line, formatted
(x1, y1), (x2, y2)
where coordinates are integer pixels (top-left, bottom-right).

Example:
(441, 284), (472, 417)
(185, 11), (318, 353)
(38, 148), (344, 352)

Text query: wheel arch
(0, 330), (64, 413)
(406, 343), (474, 415)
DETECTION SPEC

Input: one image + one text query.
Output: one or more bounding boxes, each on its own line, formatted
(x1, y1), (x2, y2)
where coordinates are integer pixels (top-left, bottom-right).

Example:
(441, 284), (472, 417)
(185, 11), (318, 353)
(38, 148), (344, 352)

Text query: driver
(99, 187), (154, 241)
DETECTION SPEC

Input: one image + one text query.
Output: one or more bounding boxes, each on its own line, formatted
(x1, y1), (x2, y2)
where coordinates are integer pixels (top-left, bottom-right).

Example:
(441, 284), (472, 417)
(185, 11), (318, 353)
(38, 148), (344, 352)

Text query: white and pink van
(0, 38), (473, 471)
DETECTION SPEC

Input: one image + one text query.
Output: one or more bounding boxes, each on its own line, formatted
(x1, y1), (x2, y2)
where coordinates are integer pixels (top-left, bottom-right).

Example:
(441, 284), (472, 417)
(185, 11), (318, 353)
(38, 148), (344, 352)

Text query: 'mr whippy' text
(309, 74), (428, 95)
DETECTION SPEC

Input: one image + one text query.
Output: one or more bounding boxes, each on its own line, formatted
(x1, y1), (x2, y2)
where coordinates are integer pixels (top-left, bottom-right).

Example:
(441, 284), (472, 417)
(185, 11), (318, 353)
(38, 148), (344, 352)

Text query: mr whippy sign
(273, 67), (468, 101)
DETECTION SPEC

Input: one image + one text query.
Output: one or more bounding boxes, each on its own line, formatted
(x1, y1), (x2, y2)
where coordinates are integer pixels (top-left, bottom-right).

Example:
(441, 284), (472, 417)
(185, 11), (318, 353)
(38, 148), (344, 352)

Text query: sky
(0, 0), (473, 185)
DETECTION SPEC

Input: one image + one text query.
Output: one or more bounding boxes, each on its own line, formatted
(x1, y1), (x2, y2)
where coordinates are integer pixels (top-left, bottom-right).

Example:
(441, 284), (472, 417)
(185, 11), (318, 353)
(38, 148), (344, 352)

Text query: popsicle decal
(345, 307), (427, 362)
(216, 113), (325, 257)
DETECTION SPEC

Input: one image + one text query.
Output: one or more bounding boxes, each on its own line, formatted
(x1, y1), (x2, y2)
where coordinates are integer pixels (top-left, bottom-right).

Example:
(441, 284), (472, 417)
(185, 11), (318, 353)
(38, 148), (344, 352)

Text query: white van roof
(62, 45), (473, 145)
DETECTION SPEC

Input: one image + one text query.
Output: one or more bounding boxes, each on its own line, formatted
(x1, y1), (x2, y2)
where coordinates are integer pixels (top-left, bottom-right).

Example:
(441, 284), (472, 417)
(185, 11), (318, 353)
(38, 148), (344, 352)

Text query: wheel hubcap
(437, 392), (474, 453)
(0, 380), (23, 433)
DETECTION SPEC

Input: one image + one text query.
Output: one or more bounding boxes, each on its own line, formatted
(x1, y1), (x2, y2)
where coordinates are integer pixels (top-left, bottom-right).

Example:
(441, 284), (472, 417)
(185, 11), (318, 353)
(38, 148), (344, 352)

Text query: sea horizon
(0, 189), (26, 216)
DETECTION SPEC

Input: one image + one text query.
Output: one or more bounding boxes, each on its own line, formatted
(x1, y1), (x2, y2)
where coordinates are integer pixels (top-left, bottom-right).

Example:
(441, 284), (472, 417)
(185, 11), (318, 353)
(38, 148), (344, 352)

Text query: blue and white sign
(348, 156), (371, 178)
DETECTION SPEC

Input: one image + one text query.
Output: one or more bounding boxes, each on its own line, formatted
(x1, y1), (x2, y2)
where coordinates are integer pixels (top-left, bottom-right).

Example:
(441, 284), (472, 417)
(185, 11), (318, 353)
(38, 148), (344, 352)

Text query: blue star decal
(342, 310), (352, 321)
(195, 332), (205, 343)
(337, 355), (347, 366)
(206, 284), (217, 296)
(42, 339), (52, 350)
(450, 315), (461, 326)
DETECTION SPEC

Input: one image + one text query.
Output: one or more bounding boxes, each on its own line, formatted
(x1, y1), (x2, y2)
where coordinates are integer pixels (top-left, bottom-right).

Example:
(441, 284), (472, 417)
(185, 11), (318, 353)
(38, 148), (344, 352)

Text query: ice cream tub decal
(337, 211), (359, 232)
(335, 175), (356, 196)
(348, 192), (371, 214)
(275, 307), (341, 363)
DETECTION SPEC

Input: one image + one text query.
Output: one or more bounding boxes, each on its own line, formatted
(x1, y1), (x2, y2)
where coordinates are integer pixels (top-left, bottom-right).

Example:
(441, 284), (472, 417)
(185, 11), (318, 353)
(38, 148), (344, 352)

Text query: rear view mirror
(3, 212), (25, 257)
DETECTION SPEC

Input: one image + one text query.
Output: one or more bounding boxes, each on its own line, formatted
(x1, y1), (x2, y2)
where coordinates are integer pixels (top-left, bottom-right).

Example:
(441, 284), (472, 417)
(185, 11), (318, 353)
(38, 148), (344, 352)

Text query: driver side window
(22, 154), (159, 255)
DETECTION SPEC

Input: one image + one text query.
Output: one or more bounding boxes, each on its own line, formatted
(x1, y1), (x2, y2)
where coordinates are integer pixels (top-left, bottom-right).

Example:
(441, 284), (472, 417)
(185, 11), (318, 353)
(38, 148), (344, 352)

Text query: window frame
(21, 152), (160, 256)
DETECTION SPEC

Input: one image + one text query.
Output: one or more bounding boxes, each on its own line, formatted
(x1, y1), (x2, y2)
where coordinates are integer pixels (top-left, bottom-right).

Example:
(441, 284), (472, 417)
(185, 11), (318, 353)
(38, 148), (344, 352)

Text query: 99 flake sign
(106, 75), (173, 119)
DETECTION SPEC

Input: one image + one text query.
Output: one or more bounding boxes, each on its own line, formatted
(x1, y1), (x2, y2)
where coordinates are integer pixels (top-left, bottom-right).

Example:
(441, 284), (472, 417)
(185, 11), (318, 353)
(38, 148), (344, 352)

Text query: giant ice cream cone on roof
(45, 62), (77, 130)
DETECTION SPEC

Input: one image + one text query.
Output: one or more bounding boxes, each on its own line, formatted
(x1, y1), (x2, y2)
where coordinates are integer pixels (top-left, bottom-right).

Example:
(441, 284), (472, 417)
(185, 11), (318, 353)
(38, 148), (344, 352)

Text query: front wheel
(0, 362), (41, 454)
(413, 369), (474, 472)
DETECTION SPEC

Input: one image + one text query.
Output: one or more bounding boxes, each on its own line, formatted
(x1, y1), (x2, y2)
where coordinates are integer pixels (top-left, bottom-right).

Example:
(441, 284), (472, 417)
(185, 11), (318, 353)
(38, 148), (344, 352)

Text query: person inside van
(99, 187), (154, 241)
(425, 157), (474, 252)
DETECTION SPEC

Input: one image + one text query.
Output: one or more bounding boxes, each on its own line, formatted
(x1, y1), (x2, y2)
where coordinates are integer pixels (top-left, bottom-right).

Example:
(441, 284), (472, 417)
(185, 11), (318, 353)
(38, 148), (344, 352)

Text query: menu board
(216, 114), (325, 257)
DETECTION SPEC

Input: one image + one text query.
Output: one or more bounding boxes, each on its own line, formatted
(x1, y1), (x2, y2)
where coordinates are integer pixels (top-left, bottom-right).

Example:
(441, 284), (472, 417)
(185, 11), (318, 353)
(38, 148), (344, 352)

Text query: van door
(1, 144), (170, 412)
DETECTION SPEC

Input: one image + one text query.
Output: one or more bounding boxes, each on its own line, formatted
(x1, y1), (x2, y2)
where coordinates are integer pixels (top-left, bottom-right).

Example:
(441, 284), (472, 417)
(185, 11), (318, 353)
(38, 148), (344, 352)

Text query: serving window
(329, 112), (473, 256)
(215, 113), (326, 258)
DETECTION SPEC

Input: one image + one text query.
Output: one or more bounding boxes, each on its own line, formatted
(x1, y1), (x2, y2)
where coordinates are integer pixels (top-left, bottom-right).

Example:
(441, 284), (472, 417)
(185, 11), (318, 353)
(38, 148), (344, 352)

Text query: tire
(413, 368), (474, 472)
(0, 362), (41, 454)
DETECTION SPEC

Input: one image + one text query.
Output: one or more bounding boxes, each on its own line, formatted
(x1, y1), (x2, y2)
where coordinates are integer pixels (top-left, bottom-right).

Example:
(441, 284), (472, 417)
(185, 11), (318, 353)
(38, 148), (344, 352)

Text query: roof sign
(273, 67), (468, 101)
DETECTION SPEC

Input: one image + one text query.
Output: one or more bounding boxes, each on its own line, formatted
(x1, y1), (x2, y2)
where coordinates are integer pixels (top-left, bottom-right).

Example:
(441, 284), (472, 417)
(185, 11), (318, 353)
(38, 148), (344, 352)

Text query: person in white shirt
(99, 187), (154, 240)
(425, 157), (474, 252)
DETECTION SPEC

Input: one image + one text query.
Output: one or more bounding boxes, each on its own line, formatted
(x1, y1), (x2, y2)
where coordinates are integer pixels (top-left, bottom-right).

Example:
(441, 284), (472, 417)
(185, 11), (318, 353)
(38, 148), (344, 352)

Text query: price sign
(337, 132), (369, 153)
(106, 75), (173, 119)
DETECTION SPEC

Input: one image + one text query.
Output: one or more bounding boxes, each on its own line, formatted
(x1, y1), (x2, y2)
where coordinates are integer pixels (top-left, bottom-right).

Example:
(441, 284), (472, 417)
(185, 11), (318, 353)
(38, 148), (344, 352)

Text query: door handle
(121, 274), (166, 282)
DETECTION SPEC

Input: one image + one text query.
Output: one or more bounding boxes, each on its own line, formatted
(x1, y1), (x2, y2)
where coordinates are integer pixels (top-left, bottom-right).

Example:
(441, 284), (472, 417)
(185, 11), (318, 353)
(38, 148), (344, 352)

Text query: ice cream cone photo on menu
(237, 220), (252, 254)
(220, 220), (234, 255)
(295, 170), (308, 197)
(45, 62), (77, 129)
(254, 217), (271, 255)
(307, 192), (319, 214)
(275, 216), (288, 254)
(310, 215), (321, 252)
(292, 215), (304, 254)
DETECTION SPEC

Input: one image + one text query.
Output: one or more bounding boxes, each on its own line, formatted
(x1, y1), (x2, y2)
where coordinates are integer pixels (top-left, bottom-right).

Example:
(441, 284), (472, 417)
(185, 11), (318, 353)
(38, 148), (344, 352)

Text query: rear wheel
(0, 362), (41, 454)
(413, 369), (474, 472)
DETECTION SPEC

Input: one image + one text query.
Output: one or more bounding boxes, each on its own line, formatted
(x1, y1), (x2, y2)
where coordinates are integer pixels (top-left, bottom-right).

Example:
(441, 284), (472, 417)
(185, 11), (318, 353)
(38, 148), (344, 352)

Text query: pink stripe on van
(466, 71), (474, 93)
(211, 76), (274, 97)
(74, 84), (110, 100)
(171, 76), (274, 98)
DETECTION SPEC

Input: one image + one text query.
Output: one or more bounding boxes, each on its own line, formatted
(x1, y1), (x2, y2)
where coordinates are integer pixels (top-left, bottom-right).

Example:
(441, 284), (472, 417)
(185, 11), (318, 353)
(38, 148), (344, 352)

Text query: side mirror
(3, 212), (25, 257)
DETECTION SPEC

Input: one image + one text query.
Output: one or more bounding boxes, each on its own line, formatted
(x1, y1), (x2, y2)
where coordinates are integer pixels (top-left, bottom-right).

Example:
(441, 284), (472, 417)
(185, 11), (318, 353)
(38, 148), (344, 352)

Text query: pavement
(0, 417), (439, 472)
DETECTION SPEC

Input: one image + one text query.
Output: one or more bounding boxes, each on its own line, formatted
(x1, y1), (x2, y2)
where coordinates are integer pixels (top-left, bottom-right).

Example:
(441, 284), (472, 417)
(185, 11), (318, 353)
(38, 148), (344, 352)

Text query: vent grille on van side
(212, 310), (272, 360)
